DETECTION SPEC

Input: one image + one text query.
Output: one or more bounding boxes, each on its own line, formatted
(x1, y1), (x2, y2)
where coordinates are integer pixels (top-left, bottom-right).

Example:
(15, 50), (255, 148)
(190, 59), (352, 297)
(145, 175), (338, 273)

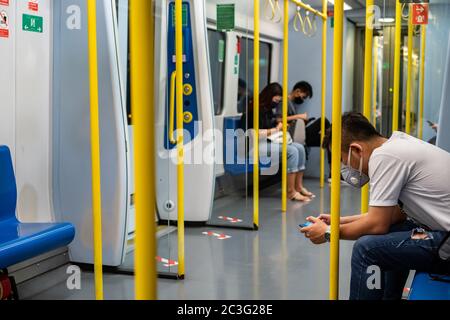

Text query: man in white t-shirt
(300, 112), (450, 300)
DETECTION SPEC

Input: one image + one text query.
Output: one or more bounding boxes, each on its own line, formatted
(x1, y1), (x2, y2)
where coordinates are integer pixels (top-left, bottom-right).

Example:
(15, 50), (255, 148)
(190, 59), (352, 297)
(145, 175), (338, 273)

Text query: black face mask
(294, 97), (305, 105)
(271, 101), (281, 109)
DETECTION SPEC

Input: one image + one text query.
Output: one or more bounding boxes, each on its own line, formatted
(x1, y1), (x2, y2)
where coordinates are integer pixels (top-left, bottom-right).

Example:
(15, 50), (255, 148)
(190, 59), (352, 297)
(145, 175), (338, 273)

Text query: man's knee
(352, 235), (380, 265)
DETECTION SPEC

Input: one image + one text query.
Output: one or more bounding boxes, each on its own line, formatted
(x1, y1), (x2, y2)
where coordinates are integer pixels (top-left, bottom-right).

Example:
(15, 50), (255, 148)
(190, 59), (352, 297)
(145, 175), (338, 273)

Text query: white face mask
(341, 147), (370, 188)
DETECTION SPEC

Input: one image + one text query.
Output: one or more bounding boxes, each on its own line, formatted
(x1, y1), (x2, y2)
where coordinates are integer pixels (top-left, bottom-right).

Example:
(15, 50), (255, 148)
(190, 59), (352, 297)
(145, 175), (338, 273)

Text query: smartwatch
(325, 226), (331, 242)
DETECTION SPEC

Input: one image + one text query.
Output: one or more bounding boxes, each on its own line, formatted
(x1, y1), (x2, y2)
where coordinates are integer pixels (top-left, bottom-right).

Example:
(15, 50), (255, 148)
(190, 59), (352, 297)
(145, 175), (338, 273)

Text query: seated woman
(276, 81), (331, 165)
(240, 83), (313, 202)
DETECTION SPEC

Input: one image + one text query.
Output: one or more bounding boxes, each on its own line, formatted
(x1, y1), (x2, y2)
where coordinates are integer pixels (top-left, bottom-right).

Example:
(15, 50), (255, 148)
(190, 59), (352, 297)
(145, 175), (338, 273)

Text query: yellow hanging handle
(264, 0), (277, 21)
(401, 3), (409, 21)
(293, 6), (306, 33)
(86, 0), (104, 301)
(169, 71), (177, 144)
(264, 0), (282, 23)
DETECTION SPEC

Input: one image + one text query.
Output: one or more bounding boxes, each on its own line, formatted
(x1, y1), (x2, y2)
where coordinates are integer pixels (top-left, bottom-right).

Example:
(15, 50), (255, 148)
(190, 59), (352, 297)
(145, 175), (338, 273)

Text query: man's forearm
(341, 214), (364, 224)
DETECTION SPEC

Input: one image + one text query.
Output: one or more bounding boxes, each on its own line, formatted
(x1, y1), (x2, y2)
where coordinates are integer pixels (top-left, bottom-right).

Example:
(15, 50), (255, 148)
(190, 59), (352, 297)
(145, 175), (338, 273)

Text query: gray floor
(29, 178), (362, 300)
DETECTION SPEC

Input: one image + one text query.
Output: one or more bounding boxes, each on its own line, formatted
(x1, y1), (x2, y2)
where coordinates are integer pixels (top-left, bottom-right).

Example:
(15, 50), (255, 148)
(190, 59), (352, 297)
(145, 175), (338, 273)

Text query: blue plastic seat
(408, 272), (450, 300)
(0, 146), (75, 269)
(223, 116), (273, 176)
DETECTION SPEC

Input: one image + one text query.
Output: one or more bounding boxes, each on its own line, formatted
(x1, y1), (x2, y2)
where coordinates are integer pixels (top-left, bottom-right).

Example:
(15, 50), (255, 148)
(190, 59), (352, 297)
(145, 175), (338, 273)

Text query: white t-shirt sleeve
(369, 153), (411, 207)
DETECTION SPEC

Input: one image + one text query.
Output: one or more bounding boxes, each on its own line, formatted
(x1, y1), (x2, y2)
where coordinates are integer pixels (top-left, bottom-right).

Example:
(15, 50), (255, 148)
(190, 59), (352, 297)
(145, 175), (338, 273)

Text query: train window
(238, 36), (272, 113)
(207, 29), (227, 115)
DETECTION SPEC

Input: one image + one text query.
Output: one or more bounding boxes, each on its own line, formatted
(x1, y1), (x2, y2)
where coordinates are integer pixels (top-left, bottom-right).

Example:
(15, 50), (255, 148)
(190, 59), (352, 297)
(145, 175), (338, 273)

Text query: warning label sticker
(218, 216), (243, 224)
(202, 231), (232, 240)
(28, 0), (38, 12)
(156, 256), (178, 267)
(0, 10), (9, 38)
(0, 0), (9, 7)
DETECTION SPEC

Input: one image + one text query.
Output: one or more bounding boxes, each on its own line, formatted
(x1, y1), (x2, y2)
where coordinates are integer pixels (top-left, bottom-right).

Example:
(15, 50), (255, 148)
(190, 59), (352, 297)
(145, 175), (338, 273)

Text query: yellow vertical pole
(281, 0), (289, 212)
(406, 8), (413, 134)
(373, 37), (379, 126)
(86, 0), (104, 301)
(330, 0), (343, 301)
(320, 0), (328, 189)
(392, 0), (402, 132)
(175, 0), (185, 278)
(253, 0), (260, 228)
(131, 0), (157, 299)
(361, 0), (373, 215)
(418, 25), (426, 140)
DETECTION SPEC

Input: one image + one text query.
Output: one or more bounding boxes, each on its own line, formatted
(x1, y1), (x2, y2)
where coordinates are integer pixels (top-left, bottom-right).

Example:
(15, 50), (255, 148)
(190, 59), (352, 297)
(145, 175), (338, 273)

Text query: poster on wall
(28, 0), (38, 12)
(0, 10), (9, 38)
(0, 0), (9, 7)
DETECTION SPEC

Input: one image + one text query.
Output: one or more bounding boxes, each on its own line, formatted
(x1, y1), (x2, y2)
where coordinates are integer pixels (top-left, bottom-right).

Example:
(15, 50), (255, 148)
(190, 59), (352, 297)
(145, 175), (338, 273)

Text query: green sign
(217, 4), (235, 32)
(23, 14), (43, 33)
(218, 39), (225, 63)
(172, 4), (188, 28)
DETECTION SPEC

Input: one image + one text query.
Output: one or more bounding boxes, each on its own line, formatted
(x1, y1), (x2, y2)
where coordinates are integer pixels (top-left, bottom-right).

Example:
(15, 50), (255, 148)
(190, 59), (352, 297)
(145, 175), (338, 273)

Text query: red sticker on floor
(218, 216), (243, 224)
(0, 10), (9, 38)
(202, 231), (232, 240)
(156, 256), (178, 267)
(28, 0), (38, 12)
(0, 0), (9, 6)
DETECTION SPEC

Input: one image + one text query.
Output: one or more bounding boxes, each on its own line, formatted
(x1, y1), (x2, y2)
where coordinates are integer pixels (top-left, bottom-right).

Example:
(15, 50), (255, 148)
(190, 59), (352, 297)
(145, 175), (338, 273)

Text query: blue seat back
(0, 146), (17, 222)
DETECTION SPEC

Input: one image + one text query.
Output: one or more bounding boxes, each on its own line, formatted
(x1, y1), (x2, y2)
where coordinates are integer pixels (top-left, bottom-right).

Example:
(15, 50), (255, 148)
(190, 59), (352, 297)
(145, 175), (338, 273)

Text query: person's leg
(350, 222), (447, 300)
(290, 143), (314, 197)
(285, 145), (309, 201)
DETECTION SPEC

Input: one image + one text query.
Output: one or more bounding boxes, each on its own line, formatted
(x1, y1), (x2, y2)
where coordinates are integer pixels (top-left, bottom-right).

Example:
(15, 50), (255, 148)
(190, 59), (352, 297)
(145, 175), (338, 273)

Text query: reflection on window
(207, 29), (226, 115)
(237, 36), (272, 113)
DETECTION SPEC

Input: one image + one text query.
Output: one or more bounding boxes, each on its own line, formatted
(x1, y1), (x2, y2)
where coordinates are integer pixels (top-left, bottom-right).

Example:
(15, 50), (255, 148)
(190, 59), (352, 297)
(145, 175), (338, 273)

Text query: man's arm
(340, 206), (406, 240)
(302, 205), (406, 243)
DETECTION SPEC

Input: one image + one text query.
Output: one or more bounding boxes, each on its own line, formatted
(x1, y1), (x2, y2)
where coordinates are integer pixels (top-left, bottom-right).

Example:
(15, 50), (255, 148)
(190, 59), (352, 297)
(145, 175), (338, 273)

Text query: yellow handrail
(361, 0), (374, 215)
(175, 0), (185, 278)
(330, 0), (343, 301)
(418, 25), (426, 140)
(319, 0), (328, 188)
(130, 0), (157, 300)
(392, 0), (402, 132)
(86, 0), (104, 301)
(406, 7), (413, 134)
(282, 0), (289, 212)
(169, 71), (177, 144)
(290, 0), (327, 20)
(254, 0), (260, 229)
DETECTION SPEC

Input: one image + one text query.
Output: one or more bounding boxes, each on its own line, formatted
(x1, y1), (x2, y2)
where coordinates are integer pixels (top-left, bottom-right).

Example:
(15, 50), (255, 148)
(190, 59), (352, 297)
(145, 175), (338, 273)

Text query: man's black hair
(293, 81), (313, 98)
(322, 112), (384, 151)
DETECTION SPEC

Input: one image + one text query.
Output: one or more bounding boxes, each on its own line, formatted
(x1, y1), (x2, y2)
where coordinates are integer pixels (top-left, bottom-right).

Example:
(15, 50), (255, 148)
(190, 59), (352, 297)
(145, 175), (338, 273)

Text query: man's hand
(318, 214), (331, 225)
(299, 216), (328, 245)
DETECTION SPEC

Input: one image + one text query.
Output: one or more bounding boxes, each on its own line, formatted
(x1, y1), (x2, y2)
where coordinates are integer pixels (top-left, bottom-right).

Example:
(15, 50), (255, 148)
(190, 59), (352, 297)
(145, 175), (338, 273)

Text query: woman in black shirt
(240, 83), (312, 202)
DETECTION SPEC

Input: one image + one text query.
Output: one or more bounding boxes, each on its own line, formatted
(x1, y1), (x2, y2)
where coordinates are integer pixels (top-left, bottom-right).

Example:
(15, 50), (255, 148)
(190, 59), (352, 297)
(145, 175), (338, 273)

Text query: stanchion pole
(86, 0), (104, 300)
(131, 0), (157, 299)
(329, 0), (343, 301)
(361, 0), (373, 214)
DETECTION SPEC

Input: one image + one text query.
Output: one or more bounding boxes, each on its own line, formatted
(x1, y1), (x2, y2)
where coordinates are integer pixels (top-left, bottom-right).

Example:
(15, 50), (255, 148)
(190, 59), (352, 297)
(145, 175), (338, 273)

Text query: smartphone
(427, 120), (435, 126)
(299, 222), (313, 228)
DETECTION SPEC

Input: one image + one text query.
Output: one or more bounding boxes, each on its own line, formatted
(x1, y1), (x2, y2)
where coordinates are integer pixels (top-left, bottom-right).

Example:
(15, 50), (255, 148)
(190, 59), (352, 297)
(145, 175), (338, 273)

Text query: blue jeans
(261, 142), (306, 174)
(350, 220), (449, 300)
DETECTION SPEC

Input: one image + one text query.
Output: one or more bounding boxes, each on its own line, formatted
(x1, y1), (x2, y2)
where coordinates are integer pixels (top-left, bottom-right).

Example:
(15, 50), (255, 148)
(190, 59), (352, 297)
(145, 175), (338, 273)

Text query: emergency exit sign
(22, 14), (43, 33)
